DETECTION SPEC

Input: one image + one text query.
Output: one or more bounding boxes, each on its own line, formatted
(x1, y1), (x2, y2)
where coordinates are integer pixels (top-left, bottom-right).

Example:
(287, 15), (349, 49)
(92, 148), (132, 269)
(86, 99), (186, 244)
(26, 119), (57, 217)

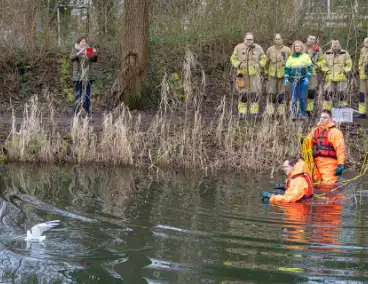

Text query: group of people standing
(68, 35), (349, 206)
(231, 33), (368, 120)
(230, 33), (352, 204)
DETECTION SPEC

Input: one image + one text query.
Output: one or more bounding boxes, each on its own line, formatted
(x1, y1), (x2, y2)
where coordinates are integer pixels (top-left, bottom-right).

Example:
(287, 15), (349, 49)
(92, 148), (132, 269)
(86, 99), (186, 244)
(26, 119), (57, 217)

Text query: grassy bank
(0, 50), (367, 174)
(1, 95), (367, 175)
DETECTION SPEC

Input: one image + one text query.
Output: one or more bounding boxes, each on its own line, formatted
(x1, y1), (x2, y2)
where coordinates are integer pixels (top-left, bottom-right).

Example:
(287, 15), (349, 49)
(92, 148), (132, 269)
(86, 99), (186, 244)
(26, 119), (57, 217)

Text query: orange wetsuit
(307, 122), (345, 185)
(270, 159), (313, 204)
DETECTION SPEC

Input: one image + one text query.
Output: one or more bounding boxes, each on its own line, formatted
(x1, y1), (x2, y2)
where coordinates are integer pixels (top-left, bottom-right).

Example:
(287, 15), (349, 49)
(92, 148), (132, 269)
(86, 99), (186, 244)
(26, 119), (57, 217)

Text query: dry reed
(0, 95), (322, 174)
(2, 49), (366, 176)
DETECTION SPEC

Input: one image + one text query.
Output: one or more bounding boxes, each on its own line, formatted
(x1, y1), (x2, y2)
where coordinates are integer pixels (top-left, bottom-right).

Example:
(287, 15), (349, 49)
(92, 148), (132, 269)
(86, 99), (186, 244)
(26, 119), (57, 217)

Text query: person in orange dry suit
(307, 109), (345, 185)
(261, 157), (313, 203)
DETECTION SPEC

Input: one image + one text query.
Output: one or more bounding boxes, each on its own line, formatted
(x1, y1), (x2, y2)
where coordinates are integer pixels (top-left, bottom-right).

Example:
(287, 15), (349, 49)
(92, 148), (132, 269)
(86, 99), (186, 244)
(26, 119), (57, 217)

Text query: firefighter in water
(304, 35), (328, 116)
(307, 109), (345, 185)
(261, 157), (313, 204)
(357, 38), (368, 117)
(230, 32), (267, 118)
(264, 33), (292, 116)
(323, 40), (353, 109)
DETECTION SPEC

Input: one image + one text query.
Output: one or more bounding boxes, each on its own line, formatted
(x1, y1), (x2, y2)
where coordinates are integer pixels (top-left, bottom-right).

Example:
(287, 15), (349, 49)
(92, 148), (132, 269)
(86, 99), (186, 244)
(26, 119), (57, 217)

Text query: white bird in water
(25, 220), (61, 241)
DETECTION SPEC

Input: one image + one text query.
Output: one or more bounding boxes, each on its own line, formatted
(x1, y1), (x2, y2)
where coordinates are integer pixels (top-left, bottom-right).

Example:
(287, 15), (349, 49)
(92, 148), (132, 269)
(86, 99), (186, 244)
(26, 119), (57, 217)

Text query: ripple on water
(0, 167), (368, 283)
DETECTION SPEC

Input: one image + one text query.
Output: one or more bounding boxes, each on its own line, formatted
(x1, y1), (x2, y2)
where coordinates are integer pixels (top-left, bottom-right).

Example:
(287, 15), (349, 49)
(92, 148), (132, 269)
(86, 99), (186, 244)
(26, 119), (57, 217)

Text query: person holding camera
(70, 36), (98, 117)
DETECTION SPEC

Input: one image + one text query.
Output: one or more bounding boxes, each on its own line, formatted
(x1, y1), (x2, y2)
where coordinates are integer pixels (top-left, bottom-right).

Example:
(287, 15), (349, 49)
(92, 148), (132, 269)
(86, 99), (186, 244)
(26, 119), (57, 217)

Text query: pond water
(0, 165), (367, 283)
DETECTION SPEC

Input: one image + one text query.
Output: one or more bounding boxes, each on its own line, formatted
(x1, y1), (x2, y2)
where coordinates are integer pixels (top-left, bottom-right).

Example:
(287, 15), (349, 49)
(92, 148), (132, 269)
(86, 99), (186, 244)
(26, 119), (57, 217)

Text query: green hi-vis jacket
(284, 53), (312, 80)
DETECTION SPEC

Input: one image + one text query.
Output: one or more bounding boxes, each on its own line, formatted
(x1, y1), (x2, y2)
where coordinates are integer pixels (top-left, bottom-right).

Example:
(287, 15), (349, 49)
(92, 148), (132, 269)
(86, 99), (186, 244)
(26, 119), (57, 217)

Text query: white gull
(25, 220), (61, 241)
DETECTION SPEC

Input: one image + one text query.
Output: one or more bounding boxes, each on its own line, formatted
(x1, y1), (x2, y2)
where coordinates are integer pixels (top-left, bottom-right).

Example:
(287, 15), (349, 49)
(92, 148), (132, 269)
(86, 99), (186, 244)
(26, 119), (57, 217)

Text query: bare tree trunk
(95, 0), (115, 36)
(118, 0), (150, 108)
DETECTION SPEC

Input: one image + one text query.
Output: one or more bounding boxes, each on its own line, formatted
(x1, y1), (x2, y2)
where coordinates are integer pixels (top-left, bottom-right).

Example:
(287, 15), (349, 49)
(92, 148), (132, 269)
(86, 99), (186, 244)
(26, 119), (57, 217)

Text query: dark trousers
(74, 80), (91, 115)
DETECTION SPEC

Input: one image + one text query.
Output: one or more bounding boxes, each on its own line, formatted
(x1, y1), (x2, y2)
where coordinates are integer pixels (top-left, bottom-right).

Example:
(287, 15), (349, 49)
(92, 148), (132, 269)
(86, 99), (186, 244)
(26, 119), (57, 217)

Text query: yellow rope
(314, 194), (330, 200)
(340, 152), (368, 186)
(318, 151), (368, 196)
(298, 134), (328, 200)
(298, 134), (314, 175)
(298, 134), (368, 199)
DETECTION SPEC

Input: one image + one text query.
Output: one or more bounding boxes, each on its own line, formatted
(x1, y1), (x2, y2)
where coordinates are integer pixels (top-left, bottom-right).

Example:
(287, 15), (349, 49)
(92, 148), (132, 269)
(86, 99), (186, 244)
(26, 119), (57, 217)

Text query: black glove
(281, 52), (287, 61)
(273, 189), (285, 195)
(335, 164), (344, 176)
(325, 69), (332, 76)
(274, 183), (285, 190)
(344, 70), (353, 80)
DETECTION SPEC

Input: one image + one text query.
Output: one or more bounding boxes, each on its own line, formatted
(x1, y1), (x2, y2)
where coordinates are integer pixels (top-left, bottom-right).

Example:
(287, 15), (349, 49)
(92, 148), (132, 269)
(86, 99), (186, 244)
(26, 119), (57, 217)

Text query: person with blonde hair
(284, 40), (312, 121)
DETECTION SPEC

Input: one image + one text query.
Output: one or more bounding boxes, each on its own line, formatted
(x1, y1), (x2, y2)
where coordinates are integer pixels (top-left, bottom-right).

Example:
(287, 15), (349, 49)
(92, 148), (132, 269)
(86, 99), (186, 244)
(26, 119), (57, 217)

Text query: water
(0, 165), (368, 283)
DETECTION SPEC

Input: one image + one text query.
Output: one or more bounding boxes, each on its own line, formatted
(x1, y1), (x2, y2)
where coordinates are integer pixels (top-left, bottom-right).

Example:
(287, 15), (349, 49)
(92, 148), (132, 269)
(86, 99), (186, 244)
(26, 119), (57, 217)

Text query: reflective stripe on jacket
(230, 43), (267, 76)
(284, 53), (312, 80)
(324, 49), (352, 82)
(358, 47), (368, 80)
(265, 45), (291, 78)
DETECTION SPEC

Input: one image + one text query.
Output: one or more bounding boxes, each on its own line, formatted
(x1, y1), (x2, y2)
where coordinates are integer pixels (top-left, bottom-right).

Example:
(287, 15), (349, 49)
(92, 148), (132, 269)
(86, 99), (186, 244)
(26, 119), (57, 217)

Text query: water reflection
(0, 165), (367, 283)
(279, 201), (344, 252)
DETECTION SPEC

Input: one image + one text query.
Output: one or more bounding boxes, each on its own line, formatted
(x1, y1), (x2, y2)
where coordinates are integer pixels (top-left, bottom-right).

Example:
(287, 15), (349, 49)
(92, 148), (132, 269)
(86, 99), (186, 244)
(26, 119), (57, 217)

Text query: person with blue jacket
(284, 40), (312, 121)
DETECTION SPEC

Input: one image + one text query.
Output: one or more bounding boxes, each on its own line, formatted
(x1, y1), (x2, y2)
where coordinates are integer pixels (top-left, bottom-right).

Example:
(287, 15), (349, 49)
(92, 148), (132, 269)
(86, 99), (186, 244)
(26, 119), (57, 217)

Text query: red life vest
(286, 172), (314, 200)
(312, 126), (337, 159)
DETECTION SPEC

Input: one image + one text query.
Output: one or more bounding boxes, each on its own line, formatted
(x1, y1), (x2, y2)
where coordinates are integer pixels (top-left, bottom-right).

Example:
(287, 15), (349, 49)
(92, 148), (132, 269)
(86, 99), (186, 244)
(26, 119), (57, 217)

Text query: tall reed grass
(1, 50), (366, 175)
